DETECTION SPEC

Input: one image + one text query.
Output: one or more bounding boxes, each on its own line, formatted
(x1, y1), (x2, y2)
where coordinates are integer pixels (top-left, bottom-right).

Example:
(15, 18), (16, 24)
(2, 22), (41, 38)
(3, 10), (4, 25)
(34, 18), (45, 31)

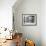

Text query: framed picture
(22, 14), (37, 26)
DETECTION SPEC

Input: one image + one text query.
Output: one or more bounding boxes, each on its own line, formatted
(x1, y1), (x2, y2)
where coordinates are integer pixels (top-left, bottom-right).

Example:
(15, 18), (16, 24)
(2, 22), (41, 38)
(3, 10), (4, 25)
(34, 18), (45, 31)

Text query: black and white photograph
(22, 14), (37, 26)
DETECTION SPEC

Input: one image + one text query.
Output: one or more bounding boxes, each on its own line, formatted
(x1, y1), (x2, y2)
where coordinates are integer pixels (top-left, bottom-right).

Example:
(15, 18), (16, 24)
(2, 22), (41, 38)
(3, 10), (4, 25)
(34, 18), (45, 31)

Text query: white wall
(41, 0), (46, 46)
(0, 0), (16, 29)
(13, 0), (41, 46)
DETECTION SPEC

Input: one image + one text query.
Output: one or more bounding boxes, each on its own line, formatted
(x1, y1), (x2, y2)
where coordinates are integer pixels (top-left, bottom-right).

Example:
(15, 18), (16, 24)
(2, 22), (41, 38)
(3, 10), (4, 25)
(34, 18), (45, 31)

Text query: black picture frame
(22, 14), (37, 26)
